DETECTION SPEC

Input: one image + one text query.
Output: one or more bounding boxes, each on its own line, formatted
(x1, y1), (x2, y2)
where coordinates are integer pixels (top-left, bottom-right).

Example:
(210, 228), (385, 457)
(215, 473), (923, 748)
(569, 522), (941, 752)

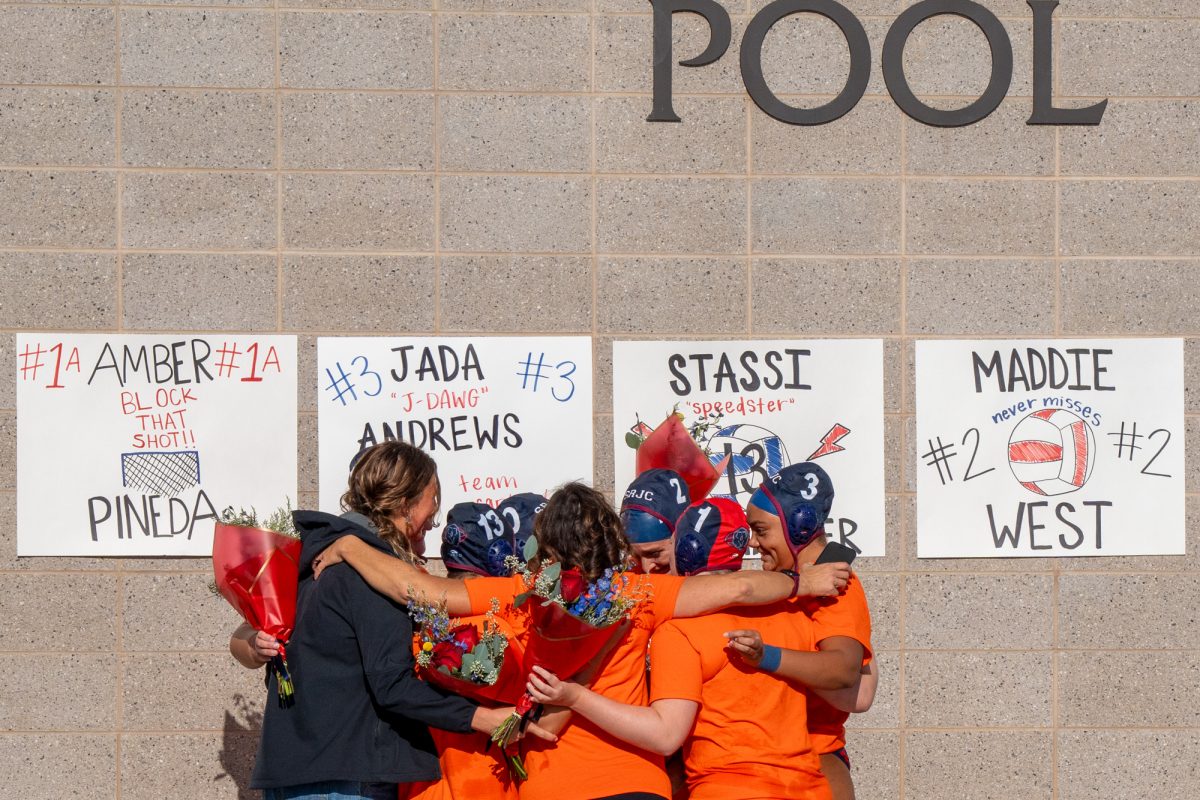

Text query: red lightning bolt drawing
(807, 423), (852, 460)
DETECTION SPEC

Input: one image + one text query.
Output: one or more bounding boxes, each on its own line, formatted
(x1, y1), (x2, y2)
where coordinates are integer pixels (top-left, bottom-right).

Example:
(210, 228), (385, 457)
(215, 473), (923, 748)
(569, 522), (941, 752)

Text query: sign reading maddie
(613, 340), (885, 556)
(649, 0), (1106, 128)
(915, 340), (1185, 558)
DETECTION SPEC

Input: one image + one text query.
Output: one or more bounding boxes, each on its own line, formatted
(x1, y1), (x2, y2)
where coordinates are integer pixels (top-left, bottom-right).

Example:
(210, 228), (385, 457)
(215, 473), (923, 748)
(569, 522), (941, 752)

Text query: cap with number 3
(750, 462), (835, 551)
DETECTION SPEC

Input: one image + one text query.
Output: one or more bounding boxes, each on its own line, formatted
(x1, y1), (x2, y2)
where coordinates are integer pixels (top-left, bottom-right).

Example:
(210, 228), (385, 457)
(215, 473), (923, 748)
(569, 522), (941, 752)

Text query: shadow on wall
(218, 693), (263, 800)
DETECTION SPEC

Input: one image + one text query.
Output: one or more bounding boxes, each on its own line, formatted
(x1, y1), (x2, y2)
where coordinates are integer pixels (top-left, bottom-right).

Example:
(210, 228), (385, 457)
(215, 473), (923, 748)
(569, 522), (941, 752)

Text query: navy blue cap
(496, 492), (546, 561)
(620, 469), (690, 544)
(440, 502), (516, 577)
(749, 462), (835, 551)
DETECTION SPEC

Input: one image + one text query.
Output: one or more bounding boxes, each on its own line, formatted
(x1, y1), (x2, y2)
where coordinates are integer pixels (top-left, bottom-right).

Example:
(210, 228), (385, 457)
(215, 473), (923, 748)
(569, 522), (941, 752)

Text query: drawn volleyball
(705, 424), (789, 500)
(1007, 408), (1095, 495)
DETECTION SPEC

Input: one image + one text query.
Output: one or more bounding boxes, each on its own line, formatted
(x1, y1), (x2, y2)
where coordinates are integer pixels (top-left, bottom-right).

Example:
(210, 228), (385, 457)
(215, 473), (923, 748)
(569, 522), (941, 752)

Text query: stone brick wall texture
(0, 0), (1197, 797)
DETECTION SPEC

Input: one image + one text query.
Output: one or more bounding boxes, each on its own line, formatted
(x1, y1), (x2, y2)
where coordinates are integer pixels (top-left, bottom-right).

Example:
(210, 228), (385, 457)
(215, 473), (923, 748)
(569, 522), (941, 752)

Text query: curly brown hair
(531, 482), (632, 581)
(340, 441), (438, 564)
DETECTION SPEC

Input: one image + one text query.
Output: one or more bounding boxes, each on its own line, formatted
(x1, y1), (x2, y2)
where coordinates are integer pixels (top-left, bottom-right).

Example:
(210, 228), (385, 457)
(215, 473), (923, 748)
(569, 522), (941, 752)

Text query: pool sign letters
(649, 0), (1107, 128)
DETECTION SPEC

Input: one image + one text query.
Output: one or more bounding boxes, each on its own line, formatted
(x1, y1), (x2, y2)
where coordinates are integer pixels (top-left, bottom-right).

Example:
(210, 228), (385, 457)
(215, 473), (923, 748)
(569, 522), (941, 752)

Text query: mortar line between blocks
(274, 0), (284, 332)
(113, 0), (125, 786)
(432, 4), (442, 335)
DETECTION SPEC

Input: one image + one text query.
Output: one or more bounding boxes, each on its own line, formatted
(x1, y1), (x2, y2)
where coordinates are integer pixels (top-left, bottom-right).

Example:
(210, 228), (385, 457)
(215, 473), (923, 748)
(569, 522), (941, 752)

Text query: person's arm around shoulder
(229, 622), (276, 670)
(672, 561), (851, 618)
(312, 535), (473, 614)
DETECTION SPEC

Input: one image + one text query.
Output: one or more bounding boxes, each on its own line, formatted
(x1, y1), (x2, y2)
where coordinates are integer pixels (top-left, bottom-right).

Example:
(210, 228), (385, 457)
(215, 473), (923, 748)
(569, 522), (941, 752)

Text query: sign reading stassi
(613, 340), (885, 556)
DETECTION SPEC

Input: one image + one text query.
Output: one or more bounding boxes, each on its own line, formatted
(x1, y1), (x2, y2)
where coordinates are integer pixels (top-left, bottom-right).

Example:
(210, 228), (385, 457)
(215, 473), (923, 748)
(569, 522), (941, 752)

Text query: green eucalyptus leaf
(522, 534), (539, 562)
(541, 562), (562, 584)
(624, 432), (644, 450)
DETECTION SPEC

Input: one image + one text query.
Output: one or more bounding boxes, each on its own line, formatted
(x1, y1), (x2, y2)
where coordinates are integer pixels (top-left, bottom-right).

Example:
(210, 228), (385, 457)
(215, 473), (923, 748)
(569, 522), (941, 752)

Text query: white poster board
(318, 337), (593, 553)
(916, 339), (1185, 558)
(16, 334), (297, 556)
(612, 340), (886, 556)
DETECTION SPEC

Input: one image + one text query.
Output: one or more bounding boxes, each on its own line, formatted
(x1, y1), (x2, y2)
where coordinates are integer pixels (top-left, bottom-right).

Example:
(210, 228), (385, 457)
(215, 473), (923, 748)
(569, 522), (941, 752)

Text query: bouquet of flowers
(211, 503), (301, 708)
(490, 537), (649, 763)
(409, 596), (526, 706)
(628, 411), (731, 500)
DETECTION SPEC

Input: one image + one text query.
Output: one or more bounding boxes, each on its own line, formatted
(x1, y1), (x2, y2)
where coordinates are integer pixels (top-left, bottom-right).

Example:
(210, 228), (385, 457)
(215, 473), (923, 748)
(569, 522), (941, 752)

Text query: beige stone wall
(1, 0), (1197, 797)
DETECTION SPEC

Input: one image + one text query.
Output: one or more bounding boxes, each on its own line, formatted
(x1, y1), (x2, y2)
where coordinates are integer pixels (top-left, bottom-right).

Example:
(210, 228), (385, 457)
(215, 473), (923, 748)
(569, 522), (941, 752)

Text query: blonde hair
(340, 441), (439, 564)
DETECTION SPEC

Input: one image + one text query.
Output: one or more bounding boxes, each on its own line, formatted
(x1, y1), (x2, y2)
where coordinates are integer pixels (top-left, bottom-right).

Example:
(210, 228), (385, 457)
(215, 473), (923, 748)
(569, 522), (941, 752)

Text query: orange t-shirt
(400, 612), (520, 800)
(649, 602), (832, 800)
(465, 572), (686, 800)
(401, 728), (516, 800)
(798, 573), (873, 754)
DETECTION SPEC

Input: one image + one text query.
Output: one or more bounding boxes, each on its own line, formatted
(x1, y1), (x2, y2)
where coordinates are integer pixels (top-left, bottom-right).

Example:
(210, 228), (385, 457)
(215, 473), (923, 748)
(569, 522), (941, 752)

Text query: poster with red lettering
(612, 340), (886, 557)
(916, 339), (1185, 558)
(16, 334), (297, 556)
(317, 337), (592, 556)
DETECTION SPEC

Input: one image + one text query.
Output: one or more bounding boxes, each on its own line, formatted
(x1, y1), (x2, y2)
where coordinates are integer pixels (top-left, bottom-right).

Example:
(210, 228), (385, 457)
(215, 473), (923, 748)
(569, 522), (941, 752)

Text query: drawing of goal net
(121, 451), (202, 497)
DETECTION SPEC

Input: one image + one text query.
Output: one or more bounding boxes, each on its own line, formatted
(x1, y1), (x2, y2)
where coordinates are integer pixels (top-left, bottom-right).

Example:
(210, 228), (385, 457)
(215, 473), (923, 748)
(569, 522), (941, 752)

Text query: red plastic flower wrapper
(491, 562), (643, 765)
(212, 521), (302, 708)
(522, 599), (630, 690)
(411, 601), (530, 780)
(410, 601), (528, 707)
(635, 413), (730, 501)
(419, 633), (527, 707)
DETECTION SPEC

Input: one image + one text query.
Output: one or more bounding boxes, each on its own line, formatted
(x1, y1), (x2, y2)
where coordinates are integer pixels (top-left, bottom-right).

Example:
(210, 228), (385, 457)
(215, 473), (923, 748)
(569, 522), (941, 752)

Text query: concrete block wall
(0, 0), (1196, 796)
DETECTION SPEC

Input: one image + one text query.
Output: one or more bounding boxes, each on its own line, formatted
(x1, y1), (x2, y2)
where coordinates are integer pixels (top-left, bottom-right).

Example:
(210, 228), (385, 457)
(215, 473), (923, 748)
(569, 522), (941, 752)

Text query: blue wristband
(759, 644), (782, 673)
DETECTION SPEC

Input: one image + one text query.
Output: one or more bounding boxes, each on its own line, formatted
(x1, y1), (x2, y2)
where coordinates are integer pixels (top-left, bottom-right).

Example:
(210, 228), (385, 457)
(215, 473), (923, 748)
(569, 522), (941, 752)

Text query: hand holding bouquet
(211, 504), (301, 708)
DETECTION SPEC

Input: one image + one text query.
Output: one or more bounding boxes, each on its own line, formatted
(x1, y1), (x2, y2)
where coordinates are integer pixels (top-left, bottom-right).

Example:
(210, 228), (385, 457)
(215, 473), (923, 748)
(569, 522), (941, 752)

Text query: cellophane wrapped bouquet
(409, 595), (525, 705)
(211, 503), (301, 708)
(490, 536), (650, 774)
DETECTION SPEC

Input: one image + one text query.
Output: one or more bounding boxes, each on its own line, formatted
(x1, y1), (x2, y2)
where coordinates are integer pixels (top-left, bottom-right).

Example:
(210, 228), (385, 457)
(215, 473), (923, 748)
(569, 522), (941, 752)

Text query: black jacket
(250, 511), (478, 789)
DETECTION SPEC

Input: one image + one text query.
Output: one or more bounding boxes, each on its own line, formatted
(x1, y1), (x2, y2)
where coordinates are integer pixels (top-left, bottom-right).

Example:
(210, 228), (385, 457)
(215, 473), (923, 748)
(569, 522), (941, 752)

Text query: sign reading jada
(649, 0), (1107, 128)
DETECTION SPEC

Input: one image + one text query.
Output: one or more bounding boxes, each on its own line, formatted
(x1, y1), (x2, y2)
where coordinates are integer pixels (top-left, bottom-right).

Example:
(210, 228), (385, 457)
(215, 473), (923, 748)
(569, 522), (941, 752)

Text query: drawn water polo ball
(1007, 409), (1096, 496)
(705, 424), (789, 494)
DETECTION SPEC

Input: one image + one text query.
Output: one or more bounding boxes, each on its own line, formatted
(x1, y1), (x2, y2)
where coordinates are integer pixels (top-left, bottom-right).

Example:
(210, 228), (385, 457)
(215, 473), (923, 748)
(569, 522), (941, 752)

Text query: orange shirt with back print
(799, 572), (872, 754)
(465, 572), (686, 800)
(649, 601), (832, 800)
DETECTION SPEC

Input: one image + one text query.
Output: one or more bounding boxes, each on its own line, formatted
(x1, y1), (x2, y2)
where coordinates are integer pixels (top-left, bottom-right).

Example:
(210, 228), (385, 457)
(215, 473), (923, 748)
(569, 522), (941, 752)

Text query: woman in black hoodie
(243, 441), (541, 800)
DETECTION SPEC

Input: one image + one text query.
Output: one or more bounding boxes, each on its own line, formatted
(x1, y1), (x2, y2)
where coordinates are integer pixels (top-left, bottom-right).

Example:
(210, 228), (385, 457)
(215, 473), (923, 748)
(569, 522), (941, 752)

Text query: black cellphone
(814, 540), (858, 566)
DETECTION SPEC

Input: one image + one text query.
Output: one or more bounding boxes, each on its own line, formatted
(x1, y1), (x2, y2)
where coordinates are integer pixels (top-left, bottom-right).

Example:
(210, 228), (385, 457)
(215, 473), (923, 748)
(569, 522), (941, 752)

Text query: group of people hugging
(229, 440), (875, 800)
